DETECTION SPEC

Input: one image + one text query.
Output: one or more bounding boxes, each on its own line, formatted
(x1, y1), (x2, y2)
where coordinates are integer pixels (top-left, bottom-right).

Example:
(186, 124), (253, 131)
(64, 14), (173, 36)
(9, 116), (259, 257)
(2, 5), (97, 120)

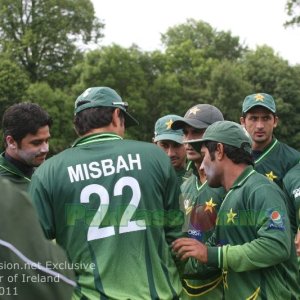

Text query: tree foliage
(1, 6), (300, 151)
(71, 45), (152, 140)
(0, 0), (104, 87)
(285, 0), (300, 27)
(0, 56), (30, 118)
(161, 19), (246, 60)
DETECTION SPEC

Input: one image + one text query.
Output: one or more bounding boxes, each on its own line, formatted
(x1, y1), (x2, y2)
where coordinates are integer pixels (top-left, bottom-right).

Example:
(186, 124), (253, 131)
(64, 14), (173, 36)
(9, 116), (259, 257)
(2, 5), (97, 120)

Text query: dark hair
(242, 111), (277, 118)
(2, 102), (52, 147)
(74, 106), (125, 136)
(204, 141), (254, 166)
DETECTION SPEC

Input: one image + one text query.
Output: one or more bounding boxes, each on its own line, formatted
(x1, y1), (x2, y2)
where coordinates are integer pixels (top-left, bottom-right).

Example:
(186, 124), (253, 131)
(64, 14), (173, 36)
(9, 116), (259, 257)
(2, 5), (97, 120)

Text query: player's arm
(174, 185), (291, 272)
(283, 164), (300, 230)
(28, 172), (55, 240)
(163, 161), (185, 243)
(173, 231), (221, 279)
(282, 163), (300, 256)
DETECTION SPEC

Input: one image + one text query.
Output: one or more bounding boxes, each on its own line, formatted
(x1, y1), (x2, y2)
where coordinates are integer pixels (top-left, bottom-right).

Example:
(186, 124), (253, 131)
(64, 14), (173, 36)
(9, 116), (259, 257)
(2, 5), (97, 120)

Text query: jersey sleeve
(161, 161), (186, 274)
(207, 185), (291, 272)
(162, 162), (185, 243)
(283, 163), (300, 230)
(28, 172), (55, 240)
(0, 178), (75, 299)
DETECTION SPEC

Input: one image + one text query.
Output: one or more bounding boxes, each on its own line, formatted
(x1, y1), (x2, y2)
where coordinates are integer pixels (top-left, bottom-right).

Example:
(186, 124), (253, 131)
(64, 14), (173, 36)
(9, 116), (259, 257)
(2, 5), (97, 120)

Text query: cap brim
(172, 118), (210, 130)
(124, 111), (139, 127)
(154, 133), (183, 144)
(183, 138), (206, 153)
(243, 103), (276, 114)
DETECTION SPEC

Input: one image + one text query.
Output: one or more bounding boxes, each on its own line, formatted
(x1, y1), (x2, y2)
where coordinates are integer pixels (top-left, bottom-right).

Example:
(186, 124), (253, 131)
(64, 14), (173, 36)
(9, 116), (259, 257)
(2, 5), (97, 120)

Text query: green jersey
(283, 162), (300, 230)
(0, 178), (75, 299)
(176, 167), (186, 186)
(0, 153), (30, 191)
(254, 138), (300, 189)
(29, 133), (184, 300)
(187, 166), (300, 299)
(180, 173), (225, 299)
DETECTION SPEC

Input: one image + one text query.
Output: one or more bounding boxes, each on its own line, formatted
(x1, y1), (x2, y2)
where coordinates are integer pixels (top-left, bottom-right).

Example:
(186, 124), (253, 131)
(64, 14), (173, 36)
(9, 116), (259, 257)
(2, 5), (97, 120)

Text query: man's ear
(273, 115), (279, 129)
(111, 108), (121, 126)
(240, 116), (245, 126)
(6, 135), (17, 149)
(216, 143), (225, 160)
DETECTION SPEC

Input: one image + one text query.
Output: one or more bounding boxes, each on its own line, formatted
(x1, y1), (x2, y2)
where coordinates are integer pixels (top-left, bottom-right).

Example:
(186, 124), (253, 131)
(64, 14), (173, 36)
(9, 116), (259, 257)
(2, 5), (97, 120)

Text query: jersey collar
(229, 165), (255, 190)
(72, 132), (123, 147)
(254, 138), (278, 164)
(0, 152), (31, 182)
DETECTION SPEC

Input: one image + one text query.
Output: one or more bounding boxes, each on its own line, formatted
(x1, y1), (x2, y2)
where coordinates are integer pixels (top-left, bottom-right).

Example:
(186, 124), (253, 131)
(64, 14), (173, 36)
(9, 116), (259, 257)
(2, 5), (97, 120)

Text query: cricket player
(29, 87), (184, 299)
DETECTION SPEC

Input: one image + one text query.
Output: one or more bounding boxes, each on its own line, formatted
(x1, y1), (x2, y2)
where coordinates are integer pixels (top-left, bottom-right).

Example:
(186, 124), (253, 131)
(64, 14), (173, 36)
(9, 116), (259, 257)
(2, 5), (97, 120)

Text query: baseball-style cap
(242, 93), (276, 114)
(153, 115), (184, 144)
(74, 87), (139, 127)
(171, 104), (224, 130)
(187, 121), (252, 154)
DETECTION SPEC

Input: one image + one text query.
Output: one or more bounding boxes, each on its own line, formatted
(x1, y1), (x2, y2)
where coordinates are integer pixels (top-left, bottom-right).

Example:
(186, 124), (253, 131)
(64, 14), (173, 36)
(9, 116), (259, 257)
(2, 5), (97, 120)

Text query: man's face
(156, 140), (186, 170)
(240, 107), (278, 150)
(183, 125), (206, 162)
(12, 125), (51, 167)
(200, 145), (221, 188)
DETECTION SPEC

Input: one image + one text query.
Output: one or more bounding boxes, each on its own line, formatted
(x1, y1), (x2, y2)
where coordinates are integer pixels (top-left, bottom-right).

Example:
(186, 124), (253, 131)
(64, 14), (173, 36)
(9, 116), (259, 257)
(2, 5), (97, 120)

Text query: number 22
(80, 176), (146, 241)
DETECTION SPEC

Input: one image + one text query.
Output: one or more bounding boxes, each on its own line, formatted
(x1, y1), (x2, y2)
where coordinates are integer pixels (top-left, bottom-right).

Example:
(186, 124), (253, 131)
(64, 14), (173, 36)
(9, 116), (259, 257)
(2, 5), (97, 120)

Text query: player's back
(30, 135), (183, 299)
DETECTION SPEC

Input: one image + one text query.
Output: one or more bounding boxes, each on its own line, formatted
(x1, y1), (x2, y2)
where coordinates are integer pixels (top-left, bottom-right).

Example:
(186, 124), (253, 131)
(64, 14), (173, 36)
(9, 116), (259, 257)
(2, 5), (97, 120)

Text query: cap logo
(165, 119), (173, 129)
(254, 93), (264, 102)
(188, 106), (200, 116)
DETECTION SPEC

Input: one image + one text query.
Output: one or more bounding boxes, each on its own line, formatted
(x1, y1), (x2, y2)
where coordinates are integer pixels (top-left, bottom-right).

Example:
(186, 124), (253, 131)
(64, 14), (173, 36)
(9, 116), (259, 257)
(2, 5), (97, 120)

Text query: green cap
(171, 104), (224, 130)
(74, 87), (139, 127)
(242, 93), (276, 114)
(187, 121), (252, 154)
(154, 115), (184, 144)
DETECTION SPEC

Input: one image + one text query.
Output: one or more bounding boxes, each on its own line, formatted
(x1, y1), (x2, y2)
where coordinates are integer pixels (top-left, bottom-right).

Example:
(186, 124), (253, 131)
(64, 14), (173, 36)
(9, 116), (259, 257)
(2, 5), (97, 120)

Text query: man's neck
(252, 137), (273, 152)
(82, 126), (124, 138)
(192, 161), (207, 184)
(4, 152), (34, 178)
(223, 163), (248, 191)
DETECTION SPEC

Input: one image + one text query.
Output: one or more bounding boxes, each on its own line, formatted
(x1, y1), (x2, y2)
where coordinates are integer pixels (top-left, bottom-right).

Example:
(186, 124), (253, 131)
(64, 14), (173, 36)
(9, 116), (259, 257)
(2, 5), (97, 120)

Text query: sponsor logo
(267, 210), (285, 231)
(292, 187), (300, 198)
(187, 229), (202, 241)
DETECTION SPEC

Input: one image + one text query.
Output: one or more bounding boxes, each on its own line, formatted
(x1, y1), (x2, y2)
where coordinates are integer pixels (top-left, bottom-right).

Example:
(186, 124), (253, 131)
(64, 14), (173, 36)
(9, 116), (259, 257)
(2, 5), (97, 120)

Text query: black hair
(74, 106), (125, 136)
(2, 102), (52, 147)
(242, 110), (277, 118)
(204, 141), (254, 166)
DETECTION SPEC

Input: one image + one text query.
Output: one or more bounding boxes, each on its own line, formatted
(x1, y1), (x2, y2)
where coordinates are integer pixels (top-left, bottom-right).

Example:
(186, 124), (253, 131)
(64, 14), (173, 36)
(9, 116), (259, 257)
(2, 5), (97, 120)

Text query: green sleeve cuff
(207, 246), (222, 268)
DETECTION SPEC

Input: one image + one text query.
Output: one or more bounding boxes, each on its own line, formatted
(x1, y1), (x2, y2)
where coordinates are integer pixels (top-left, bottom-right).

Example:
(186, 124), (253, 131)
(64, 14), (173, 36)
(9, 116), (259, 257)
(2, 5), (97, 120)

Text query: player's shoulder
(124, 139), (160, 149)
(283, 162), (300, 181)
(35, 147), (73, 172)
(248, 170), (284, 194)
(277, 140), (300, 156)
(123, 139), (170, 157)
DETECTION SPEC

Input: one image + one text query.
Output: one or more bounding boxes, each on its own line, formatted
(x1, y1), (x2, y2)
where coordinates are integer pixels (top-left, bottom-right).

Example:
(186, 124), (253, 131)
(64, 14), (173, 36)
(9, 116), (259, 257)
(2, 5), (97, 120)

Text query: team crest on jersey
(265, 171), (277, 181)
(293, 187), (300, 198)
(267, 210), (285, 231)
(204, 198), (217, 213)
